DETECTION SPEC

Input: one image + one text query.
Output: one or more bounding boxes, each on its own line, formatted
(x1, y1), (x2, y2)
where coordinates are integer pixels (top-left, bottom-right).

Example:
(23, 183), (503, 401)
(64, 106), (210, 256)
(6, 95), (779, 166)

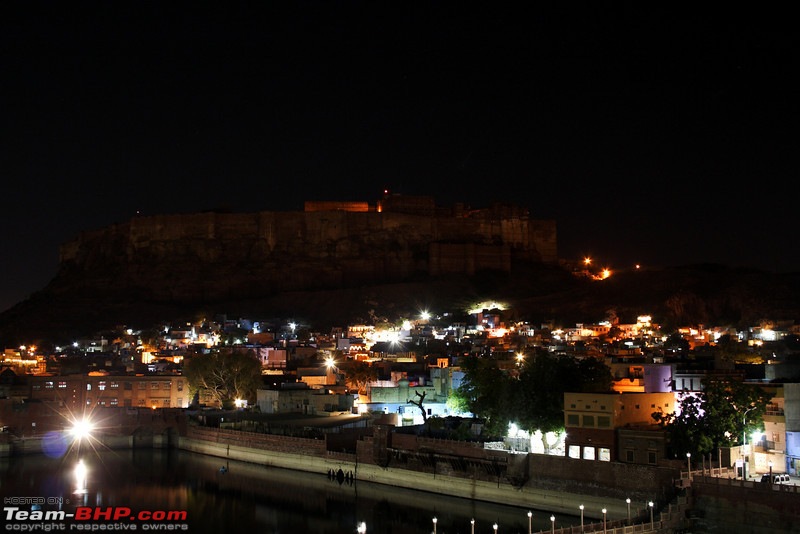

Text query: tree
(455, 351), (615, 442)
(514, 353), (571, 436)
(408, 391), (428, 424)
(653, 376), (773, 458)
(339, 360), (378, 395)
(715, 334), (760, 364)
(184, 349), (262, 409)
(456, 355), (515, 437)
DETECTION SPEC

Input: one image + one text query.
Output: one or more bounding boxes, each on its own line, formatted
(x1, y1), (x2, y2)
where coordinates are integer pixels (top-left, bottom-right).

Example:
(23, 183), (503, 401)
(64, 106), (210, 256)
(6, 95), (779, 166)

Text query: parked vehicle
(761, 473), (791, 484)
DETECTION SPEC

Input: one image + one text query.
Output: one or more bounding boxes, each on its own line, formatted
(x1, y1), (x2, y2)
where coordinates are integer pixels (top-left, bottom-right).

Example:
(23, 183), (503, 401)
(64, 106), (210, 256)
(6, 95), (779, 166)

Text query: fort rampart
(55, 205), (557, 299)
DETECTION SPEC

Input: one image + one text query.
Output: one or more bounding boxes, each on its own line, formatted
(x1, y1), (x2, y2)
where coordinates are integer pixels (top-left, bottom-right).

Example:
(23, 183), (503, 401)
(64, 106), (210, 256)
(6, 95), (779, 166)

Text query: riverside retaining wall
(178, 426), (670, 521)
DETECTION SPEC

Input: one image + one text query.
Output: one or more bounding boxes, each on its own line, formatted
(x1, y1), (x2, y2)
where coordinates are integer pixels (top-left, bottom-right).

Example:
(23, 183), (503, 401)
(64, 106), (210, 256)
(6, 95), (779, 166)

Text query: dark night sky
(2, 3), (798, 312)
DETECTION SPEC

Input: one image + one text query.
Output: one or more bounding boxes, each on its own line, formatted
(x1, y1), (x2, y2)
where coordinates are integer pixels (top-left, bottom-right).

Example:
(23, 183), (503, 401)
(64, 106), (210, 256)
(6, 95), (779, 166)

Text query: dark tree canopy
(184, 349), (262, 409)
(652, 376), (773, 458)
(456, 352), (614, 437)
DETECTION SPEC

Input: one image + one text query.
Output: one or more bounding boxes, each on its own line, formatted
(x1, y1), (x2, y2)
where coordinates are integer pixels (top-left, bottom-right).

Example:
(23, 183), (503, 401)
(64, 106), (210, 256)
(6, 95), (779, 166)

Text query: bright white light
(70, 418), (94, 440)
(74, 459), (88, 493)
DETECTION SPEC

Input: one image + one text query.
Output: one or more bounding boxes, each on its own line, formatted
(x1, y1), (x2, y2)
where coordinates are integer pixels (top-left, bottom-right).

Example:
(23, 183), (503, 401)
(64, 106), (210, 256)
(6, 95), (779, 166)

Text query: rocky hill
(1, 207), (799, 348)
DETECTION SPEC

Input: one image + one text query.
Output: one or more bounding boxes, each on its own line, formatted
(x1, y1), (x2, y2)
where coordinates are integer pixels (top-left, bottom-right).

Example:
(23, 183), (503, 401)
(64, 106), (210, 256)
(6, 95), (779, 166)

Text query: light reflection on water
(0, 448), (581, 533)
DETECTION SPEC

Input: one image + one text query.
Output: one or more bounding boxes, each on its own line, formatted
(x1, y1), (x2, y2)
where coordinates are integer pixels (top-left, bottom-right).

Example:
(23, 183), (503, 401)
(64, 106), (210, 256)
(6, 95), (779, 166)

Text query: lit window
(568, 446), (580, 459)
(98, 381), (106, 391)
(583, 447), (596, 460)
(599, 448), (611, 461)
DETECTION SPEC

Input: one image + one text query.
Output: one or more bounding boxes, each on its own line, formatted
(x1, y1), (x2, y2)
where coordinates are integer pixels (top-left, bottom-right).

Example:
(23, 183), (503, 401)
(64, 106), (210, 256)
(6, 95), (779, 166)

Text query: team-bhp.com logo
(5, 506), (189, 530)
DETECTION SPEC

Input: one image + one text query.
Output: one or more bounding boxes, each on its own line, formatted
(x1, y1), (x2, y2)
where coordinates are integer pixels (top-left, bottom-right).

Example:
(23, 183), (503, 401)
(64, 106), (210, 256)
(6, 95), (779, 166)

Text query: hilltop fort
(57, 194), (557, 302)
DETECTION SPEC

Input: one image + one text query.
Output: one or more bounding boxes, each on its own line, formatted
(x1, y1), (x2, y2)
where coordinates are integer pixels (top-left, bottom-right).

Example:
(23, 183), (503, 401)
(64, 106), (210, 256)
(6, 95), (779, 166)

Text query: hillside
(2, 257), (799, 350)
(2, 206), (799, 348)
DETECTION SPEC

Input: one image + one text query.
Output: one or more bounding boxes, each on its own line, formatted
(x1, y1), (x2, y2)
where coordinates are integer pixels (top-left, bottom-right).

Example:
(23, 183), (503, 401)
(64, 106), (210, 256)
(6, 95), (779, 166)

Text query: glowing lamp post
(579, 504), (584, 533)
(432, 517), (437, 534)
(602, 508), (607, 534)
(493, 523), (498, 534)
(357, 522), (366, 534)
(626, 498), (631, 523)
(527, 511), (532, 534)
(742, 405), (757, 480)
(550, 515), (555, 534)
(470, 519), (475, 534)
(649, 501), (654, 529)
(687, 452), (692, 481)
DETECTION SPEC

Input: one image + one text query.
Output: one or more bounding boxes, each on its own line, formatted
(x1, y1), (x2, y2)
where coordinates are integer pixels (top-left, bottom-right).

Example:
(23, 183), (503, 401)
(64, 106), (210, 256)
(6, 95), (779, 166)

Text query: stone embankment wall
(180, 425), (676, 520)
(691, 476), (800, 533)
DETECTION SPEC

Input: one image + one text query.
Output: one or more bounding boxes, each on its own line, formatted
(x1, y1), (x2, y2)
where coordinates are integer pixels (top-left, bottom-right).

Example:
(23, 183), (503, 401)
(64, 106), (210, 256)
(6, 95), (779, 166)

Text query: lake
(0, 446), (582, 533)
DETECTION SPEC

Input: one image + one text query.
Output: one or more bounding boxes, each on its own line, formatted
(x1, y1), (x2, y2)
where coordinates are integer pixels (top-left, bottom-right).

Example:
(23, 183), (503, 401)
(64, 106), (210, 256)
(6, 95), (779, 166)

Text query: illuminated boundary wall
(690, 475), (800, 534)
(179, 426), (679, 521)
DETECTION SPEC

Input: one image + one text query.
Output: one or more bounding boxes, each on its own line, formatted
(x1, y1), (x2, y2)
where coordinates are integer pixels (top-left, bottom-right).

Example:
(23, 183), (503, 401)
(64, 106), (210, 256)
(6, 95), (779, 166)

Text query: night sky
(2, 3), (798, 312)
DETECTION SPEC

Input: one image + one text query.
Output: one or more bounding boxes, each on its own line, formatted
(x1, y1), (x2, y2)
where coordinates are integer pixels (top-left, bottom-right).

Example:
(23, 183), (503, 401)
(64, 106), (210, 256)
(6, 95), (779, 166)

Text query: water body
(0, 448), (582, 533)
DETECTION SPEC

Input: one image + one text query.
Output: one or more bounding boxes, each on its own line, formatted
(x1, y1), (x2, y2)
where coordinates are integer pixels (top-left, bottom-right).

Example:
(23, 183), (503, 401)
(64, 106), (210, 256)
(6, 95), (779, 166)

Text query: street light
(742, 405), (757, 480)
(579, 504), (584, 533)
(357, 522), (367, 533)
(471, 519), (475, 534)
(432, 517), (437, 534)
(602, 508), (607, 534)
(550, 515), (555, 534)
(687, 452), (692, 481)
(626, 498), (631, 523)
(527, 511), (532, 534)
(649, 501), (654, 530)
(493, 523), (498, 534)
